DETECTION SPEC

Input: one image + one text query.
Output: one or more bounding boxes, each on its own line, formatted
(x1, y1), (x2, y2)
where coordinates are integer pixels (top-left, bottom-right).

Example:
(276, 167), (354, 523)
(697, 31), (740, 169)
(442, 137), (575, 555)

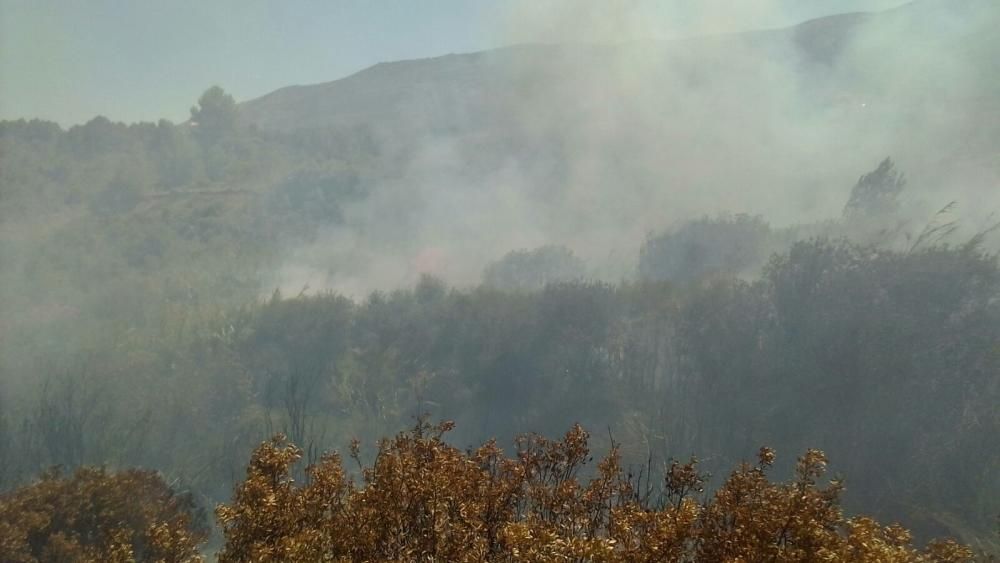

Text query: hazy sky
(1, 0), (911, 126)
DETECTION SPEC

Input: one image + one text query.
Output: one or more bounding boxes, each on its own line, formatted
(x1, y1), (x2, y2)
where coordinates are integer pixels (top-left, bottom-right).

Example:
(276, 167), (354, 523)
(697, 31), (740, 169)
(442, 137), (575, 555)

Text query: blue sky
(0, 0), (910, 125)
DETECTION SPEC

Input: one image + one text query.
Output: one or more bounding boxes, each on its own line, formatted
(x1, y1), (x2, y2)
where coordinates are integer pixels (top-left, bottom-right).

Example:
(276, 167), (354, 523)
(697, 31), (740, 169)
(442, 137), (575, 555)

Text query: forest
(0, 80), (998, 560)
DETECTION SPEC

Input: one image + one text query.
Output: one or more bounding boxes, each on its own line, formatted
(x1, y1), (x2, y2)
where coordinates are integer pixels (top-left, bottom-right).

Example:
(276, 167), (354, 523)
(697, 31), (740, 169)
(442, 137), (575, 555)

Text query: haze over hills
(237, 0), (1000, 288)
(2, 0), (1000, 554)
(3, 0), (998, 299)
(241, 0), (999, 134)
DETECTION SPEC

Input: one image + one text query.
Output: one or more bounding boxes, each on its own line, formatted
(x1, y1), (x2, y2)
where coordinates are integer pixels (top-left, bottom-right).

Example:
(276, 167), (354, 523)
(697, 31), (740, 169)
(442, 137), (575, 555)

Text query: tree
(0, 467), (208, 562)
(842, 157), (906, 220)
(242, 293), (354, 455)
(151, 119), (200, 188)
(482, 245), (587, 291)
(639, 214), (771, 283)
(189, 86), (238, 143)
(216, 423), (975, 562)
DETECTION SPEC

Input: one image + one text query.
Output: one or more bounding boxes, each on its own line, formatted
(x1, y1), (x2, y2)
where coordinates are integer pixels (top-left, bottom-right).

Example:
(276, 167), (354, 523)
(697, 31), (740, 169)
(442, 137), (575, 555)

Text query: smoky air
(0, 0), (997, 560)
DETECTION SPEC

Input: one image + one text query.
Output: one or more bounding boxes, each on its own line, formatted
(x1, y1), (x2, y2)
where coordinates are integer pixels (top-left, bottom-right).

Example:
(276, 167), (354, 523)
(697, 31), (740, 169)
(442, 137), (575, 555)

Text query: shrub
(0, 467), (207, 562)
(217, 421), (974, 562)
(639, 214), (772, 283)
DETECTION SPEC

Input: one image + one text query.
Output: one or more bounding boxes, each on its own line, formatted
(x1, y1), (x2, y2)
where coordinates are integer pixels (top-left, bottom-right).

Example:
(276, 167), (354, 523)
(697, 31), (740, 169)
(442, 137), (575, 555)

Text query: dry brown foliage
(0, 467), (207, 563)
(217, 421), (975, 562)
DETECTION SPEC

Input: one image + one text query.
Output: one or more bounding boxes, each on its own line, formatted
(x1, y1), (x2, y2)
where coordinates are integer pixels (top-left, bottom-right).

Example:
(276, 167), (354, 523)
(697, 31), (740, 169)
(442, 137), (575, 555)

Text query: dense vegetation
(3, 240), (997, 545)
(1, 87), (998, 556)
(214, 422), (976, 562)
(0, 467), (207, 562)
(0, 423), (980, 561)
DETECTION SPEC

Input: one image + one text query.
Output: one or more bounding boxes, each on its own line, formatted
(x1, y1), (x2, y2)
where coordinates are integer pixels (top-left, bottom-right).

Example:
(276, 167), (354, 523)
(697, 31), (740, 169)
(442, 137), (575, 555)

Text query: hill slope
(238, 0), (1000, 235)
(240, 0), (1000, 134)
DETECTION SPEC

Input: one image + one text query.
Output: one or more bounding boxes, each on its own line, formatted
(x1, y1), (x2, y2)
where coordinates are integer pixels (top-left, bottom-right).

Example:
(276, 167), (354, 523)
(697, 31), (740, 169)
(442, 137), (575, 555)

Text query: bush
(639, 214), (772, 283)
(217, 421), (973, 562)
(483, 245), (587, 291)
(0, 467), (207, 562)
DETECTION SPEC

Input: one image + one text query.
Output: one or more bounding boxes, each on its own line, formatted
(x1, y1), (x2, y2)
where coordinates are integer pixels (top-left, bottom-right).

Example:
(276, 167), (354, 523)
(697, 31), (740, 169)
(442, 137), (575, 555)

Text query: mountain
(240, 0), (1000, 135)
(238, 0), (1000, 237)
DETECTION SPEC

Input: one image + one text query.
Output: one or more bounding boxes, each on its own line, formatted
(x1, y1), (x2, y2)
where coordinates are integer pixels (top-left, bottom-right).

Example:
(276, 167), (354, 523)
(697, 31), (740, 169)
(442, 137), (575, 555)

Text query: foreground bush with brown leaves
(0, 467), (208, 563)
(217, 421), (975, 562)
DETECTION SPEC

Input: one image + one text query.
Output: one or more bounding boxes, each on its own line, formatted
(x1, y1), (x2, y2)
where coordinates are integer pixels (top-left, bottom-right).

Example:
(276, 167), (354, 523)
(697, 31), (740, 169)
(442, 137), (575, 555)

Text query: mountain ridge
(239, 0), (999, 137)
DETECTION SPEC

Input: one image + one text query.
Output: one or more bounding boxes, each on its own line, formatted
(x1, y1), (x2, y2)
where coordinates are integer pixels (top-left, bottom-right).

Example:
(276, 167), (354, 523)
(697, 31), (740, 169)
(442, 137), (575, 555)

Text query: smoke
(267, 0), (1000, 298)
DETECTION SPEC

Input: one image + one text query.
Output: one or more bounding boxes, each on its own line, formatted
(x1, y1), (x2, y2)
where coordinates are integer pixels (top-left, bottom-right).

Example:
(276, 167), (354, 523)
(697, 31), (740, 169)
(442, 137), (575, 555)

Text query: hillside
(1, 0), (999, 552)
(237, 0), (1000, 237)
(241, 0), (1000, 133)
